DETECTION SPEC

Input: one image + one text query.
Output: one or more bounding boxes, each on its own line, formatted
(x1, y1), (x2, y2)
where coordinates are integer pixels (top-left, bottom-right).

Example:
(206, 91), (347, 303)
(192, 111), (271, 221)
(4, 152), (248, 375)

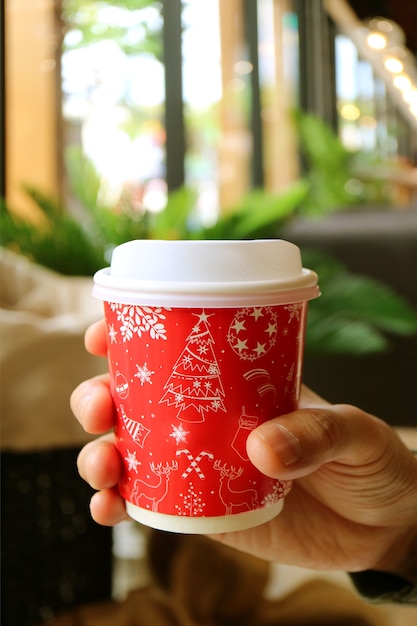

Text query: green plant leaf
(65, 146), (102, 213)
(294, 109), (351, 171)
(305, 309), (389, 354)
(0, 190), (105, 276)
(302, 248), (417, 354)
(150, 187), (197, 240)
(229, 181), (309, 239)
(200, 181), (309, 240)
(319, 276), (417, 335)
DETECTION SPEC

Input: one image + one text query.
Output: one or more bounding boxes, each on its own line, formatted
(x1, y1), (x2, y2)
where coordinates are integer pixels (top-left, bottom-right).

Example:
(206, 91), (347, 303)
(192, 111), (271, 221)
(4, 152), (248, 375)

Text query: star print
(197, 311), (210, 324)
(251, 308), (264, 321)
(265, 323), (277, 337)
(234, 338), (248, 353)
(230, 319), (246, 334)
(125, 450), (140, 473)
(254, 342), (267, 356)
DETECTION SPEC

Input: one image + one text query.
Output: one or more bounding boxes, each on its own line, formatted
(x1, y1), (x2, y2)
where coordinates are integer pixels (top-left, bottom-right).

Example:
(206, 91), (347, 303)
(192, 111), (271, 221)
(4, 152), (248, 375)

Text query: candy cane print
(176, 449), (214, 479)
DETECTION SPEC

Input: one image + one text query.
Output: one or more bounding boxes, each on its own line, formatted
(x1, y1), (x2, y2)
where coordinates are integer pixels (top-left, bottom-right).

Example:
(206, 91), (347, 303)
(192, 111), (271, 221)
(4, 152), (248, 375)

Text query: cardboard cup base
(126, 499), (284, 534)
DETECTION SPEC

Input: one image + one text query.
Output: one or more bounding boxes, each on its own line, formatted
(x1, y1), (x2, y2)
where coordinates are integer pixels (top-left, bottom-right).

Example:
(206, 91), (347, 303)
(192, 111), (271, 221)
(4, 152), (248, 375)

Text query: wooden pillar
(218, 0), (251, 211)
(5, 0), (60, 219)
(262, 0), (299, 194)
(0, 0), (5, 197)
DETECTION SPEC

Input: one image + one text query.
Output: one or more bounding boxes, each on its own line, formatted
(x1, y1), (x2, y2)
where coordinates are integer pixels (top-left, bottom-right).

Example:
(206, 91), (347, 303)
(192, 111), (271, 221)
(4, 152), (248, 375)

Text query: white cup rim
(93, 239), (320, 307)
(93, 267), (319, 307)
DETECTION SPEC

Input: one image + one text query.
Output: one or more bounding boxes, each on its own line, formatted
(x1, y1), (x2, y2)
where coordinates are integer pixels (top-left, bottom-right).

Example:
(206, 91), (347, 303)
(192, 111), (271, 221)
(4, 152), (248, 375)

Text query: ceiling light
(383, 56), (403, 73)
(366, 17), (405, 45)
(403, 87), (417, 105)
(366, 32), (387, 50)
(393, 73), (412, 91)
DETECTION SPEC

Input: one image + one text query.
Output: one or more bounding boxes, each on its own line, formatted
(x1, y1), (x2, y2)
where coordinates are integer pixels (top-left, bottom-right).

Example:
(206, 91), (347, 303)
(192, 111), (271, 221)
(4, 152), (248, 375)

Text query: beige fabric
(0, 249), (106, 451)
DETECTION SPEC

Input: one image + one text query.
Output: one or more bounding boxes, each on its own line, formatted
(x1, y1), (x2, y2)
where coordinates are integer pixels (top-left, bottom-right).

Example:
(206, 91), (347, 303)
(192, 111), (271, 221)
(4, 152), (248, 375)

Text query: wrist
(377, 445), (417, 583)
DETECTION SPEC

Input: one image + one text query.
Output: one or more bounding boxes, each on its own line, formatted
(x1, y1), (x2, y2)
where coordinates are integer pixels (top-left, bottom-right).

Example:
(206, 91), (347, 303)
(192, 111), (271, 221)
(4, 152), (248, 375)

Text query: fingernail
(257, 423), (301, 465)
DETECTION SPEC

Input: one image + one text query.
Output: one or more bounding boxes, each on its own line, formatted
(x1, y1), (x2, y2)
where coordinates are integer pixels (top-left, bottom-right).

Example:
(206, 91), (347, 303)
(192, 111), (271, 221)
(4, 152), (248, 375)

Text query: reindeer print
(131, 461), (178, 512)
(214, 461), (259, 515)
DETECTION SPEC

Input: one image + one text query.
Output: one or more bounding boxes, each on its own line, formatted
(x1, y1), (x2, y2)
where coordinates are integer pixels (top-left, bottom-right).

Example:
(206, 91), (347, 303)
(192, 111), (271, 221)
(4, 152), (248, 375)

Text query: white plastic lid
(93, 239), (320, 307)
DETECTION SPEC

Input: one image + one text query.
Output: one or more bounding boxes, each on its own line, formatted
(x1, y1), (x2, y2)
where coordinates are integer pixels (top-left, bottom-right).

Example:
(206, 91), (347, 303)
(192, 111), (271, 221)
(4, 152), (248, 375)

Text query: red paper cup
(93, 240), (319, 533)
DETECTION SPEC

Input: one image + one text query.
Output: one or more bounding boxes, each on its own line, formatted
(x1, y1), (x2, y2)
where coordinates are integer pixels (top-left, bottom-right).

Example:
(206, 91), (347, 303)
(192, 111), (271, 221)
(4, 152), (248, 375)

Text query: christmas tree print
(175, 482), (206, 517)
(159, 311), (226, 423)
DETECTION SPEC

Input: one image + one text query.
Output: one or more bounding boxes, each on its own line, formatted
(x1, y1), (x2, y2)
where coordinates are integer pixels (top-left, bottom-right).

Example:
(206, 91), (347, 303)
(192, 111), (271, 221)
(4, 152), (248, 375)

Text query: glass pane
(181, 0), (222, 224)
(61, 1), (166, 217)
(258, 0), (299, 193)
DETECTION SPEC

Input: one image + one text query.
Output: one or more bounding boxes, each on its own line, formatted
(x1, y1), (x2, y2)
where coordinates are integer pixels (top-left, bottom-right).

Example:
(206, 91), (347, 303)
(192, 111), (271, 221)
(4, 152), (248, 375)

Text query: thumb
(246, 404), (392, 480)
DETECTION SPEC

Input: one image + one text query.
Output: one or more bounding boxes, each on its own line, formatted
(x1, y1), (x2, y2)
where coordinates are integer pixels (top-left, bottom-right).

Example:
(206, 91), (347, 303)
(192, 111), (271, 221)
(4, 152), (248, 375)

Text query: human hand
(71, 320), (417, 581)
(71, 320), (130, 526)
(219, 387), (417, 583)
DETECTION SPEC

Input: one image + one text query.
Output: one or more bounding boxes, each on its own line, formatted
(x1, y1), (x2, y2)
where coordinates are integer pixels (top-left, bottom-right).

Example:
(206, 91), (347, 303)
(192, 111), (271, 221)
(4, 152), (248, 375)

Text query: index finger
(85, 319), (108, 357)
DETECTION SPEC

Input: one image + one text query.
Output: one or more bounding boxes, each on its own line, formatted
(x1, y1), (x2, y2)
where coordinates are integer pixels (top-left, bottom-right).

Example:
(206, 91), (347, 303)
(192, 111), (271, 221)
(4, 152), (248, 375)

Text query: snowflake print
(170, 423), (189, 445)
(284, 303), (303, 323)
(125, 450), (141, 473)
(108, 323), (118, 343)
(134, 363), (154, 386)
(197, 342), (209, 355)
(182, 355), (193, 368)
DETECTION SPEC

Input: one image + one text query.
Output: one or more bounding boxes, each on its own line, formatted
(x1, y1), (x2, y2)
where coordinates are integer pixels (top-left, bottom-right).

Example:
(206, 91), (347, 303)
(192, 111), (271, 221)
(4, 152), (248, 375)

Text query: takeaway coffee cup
(93, 239), (319, 533)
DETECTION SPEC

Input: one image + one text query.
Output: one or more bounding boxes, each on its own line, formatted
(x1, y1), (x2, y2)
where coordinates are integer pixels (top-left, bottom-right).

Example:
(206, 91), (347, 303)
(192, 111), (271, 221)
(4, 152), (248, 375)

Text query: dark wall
(284, 208), (417, 427)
